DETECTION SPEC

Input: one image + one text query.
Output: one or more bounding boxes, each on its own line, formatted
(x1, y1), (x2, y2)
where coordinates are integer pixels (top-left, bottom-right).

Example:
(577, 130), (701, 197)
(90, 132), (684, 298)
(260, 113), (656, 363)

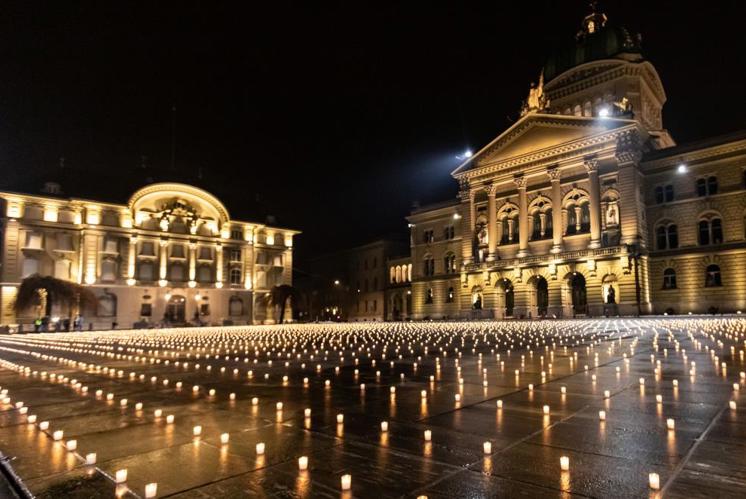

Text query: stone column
(215, 243), (224, 287)
(515, 175), (529, 258)
(127, 236), (137, 281)
(159, 240), (168, 282)
(615, 134), (645, 246)
(547, 167), (563, 254)
(188, 242), (197, 283)
(487, 184), (497, 261)
(461, 187), (476, 264)
(585, 158), (602, 249)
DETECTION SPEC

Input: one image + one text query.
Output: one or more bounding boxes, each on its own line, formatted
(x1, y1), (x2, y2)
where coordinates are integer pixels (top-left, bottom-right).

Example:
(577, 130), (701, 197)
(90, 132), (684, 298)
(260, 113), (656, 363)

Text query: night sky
(2, 1), (744, 269)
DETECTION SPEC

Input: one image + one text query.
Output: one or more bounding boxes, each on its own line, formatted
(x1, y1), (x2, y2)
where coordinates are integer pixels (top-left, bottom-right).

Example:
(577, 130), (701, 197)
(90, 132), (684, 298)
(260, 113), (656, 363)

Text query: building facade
(307, 239), (407, 321)
(0, 183), (298, 328)
(405, 7), (746, 319)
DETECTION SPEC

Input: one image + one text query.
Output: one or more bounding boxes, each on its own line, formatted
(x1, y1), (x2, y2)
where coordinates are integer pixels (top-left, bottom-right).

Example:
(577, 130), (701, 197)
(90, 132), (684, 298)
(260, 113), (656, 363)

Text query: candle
(229, 393), (236, 400)
(561, 386), (566, 394)
(145, 483), (158, 498)
(656, 395), (663, 403)
(27, 415), (37, 424)
(599, 410), (606, 421)
(135, 402), (143, 411)
(649, 472), (660, 490)
(421, 390), (427, 399)
(115, 469), (128, 484)
(560, 456), (569, 471)
(298, 456), (308, 470)
(543, 405), (550, 415)
(337, 413), (344, 424)
(304, 408), (312, 418)
(209, 389), (216, 396)
(672, 379), (679, 387)
(86, 453), (96, 465)
(256, 442), (265, 455)
(424, 430), (432, 441)
(341, 474), (352, 490)
(252, 397), (259, 406)
(154, 409), (163, 418)
(639, 377), (645, 385)
(381, 421), (388, 432)
(193, 425), (202, 436)
(603, 390), (610, 399)
(528, 384), (534, 391)
(53, 430), (64, 440)
(666, 418), (675, 430)
(66, 439), (77, 451)
(483, 441), (492, 454)
(496, 400), (503, 409)
(390, 387), (396, 394)
(455, 394), (461, 402)
(730, 401), (737, 410)
(166, 414), (175, 424)
(220, 433), (230, 444)
(276, 402), (283, 411)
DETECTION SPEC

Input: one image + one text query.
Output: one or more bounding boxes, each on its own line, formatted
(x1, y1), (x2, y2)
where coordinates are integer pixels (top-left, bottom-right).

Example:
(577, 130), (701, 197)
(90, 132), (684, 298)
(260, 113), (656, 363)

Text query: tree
(269, 284), (299, 324)
(14, 274), (97, 318)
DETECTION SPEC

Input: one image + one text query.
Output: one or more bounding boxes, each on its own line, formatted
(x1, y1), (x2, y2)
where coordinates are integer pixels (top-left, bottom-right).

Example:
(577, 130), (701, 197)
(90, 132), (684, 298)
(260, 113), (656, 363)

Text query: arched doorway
(570, 273), (587, 315)
(471, 286), (483, 310)
(166, 295), (186, 323)
(497, 279), (514, 317)
(392, 293), (403, 320)
(533, 276), (549, 317)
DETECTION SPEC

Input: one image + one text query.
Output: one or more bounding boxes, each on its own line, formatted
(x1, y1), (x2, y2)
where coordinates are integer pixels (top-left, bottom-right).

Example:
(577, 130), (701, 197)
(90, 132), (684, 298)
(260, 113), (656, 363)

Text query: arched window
(97, 292), (117, 317)
(579, 204), (591, 232)
(663, 268), (677, 289)
(656, 226), (667, 250)
(567, 208), (577, 234)
(656, 224), (678, 250)
(423, 256), (435, 276)
(229, 296), (243, 316)
(425, 288), (433, 304)
(390, 267), (396, 283)
(443, 253), (456, 274)
(229, 268), (241, 285)
(446, 287), (454, 303)
(531, 214), (542, 240)
(705, 264), (722, 287)
(545, 208), (553, 234)
(699, 218), (723, 246)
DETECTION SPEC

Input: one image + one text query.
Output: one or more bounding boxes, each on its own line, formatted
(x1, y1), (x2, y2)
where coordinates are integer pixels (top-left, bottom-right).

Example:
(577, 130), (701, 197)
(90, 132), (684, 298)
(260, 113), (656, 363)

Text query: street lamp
(625, 240), (643, 316)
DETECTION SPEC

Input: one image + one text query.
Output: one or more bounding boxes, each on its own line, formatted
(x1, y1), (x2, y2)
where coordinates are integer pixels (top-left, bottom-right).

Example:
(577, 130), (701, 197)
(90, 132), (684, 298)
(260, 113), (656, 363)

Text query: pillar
(616, 133), (644, 246)
(188, 242), (197, 283)
(515, 175), (529, 258)
(215, 243), (224, 287)
(487, 184), (497, 261)
(461, 187), (476, 265)
(127, 236), (137, 281)
(585, 158), (602, 249)
(547, 167), (563, 254)
(159, 240), (168, 283)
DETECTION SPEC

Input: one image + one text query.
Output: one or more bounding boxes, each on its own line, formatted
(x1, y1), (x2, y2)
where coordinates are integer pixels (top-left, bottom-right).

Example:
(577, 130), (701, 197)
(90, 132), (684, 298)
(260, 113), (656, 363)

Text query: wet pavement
(0, 317), (743, 498)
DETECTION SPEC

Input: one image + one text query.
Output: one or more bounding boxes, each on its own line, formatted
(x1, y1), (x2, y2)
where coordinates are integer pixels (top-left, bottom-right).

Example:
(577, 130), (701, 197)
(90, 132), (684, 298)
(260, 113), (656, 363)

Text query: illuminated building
(402, 6), (746, 319)
(0, 183), (298, 328)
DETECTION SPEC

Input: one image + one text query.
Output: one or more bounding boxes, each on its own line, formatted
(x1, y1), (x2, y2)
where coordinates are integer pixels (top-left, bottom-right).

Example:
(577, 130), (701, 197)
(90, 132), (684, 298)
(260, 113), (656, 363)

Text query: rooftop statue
(520, 70), (550, 117)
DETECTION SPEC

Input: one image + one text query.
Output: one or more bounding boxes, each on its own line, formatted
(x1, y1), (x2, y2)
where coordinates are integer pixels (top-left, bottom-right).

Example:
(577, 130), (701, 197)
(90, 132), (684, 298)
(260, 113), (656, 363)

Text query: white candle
(666, 418), (675, 430)
(528, 384), (534, 391)
(304, 408), (312, 418)
(27, 415), (37, 424)
(424, 430), (432, 441)
(560, 456), (569, 471)
(220, 433), (229, 444)
(229, 393), (236, 400)
(381, 421), (388, 432)
(483, 441), (492, 454)
(603, 390), (610, 399)
(115, 469), (128, 483)
(298, 456), (308, 470)
(86, 453), (96, 465)
(543, 405), (550, 415)
(135, 402), (143, 411)
(496, 400), (503, 409)
(145, 482), (158, 498)
(53, 430), (64, 440)
(454, 394), (461, 402)
(341, 474), (352, 490)
(599, 410), (606, 421)
(166, 414), (175, 424)
(656, 395), (663, 403)
(561, 386), (566, 394)
(66, 440), (77, 451)
(209, 389), (216, 396)
(256, 442), (265, 455)
(639, 377), (645, 385)
(252, 397), (259, 405)
(649, 472), (660, 490)
(276, 402), (283, 411)
(421, 390), (427, 399)
(730, 400), (737, 410)
(390, 386), (396, 394)
(193, 425), (202, 436)
(672, 379), (679, 387)
(154, 409), (163, 418)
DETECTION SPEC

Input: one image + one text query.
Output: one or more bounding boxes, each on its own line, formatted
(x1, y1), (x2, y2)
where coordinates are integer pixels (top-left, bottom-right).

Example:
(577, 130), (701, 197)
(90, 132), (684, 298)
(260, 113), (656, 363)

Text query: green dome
(544, 24), (642, 83)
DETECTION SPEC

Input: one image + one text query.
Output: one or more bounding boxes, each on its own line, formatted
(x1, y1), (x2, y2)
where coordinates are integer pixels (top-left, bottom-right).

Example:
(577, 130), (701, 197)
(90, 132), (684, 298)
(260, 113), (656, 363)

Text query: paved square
(0, 318), (744, 498)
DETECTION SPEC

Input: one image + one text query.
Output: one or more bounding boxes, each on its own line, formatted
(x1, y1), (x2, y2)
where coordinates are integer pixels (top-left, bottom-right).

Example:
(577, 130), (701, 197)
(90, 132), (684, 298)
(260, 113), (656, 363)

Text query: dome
(544, 15), (642, 83)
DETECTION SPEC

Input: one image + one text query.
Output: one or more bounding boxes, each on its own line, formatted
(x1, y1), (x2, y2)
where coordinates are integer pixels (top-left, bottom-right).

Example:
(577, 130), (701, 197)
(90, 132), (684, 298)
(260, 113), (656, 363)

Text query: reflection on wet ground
(0, 317), (744, 498)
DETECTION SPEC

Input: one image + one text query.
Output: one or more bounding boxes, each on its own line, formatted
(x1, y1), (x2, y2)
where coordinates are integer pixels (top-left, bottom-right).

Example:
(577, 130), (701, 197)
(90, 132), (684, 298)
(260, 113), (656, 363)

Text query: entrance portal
(166, 295), (186, 323)
(535, 276), (549, 316)
(570, 273), (587, 315)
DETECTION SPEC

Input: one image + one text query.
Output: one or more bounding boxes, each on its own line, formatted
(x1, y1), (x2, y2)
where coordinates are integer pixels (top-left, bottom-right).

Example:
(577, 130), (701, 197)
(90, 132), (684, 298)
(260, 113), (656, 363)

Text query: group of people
(32, 314), (85, 333)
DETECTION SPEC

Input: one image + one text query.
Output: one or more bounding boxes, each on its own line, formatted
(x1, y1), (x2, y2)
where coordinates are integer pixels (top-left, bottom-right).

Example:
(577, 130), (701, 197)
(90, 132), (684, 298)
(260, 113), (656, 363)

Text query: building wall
(0, 183), (298, 328)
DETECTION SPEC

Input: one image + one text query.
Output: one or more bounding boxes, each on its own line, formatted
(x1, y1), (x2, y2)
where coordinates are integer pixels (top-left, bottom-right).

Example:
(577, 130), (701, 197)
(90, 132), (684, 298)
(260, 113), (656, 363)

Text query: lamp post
(626, 240), (642, 316)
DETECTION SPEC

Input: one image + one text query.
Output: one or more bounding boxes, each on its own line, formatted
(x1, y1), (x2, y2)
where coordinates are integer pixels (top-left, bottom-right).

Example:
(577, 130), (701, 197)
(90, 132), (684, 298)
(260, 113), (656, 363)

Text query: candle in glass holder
(53, 430), (64, 440)
(166, 414), (175, 424)
(298, 456), (308, 470)
(66, 440), (77, 451)
(256, 442), (265, 455)
(483, 441), (492, 454)
(145, 483), (158, 498)
(599, 410), (606, 421)
(560, 456), (570, 471)
(424, 430), (432, 441)
(252, 397), (259, 406)
(341, 474), (351, 490)
(115, 469), (128, 483)
(193, 425), (202, 436)
(304, 408), (312, 418)
(381, 421), (389, 432)
(86, 453), (96, 465)
(649, 472), (660, 490)
(730, 400), (737, 410)
(497, 400), (503, 409)
(337, 413), (344, 424)
(543, 405), (550, 415)
(220, 433), (229, 444)
(666, 418), (675, 430)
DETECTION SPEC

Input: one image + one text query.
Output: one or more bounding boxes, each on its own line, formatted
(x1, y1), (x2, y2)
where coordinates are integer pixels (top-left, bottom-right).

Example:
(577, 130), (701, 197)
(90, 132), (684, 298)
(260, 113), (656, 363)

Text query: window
(364, 279), (369, 292)
(446, 287), (454, 303)
(423, 230), (434, 244)
(699, 218), (723, 245)
(656, 224), (678, 250)
(425, 288), (433, 304)
(654, 186), (664, 204)
(665, 184), (674, 202)
(200, 303), (210, 315)
(705, 264), (722, 287)
(103, 238), (119, 254)
(140, 303), (152, 317)
(56, 233), (73, 252)
(169, 264), (185, 281)
(230, 268), (242, 285)
(101, 259), (117, 282)
(198, 247), (212, 260)
(229, 296), (243, 316)
(697, 176), (718, 196)
(443, 226), (455, 240)
(373, 277), (378, 290)
(579, 204), (591, 232)
(197, 266), (212, 283)
(231, 228), (243, 240)
(443, 254), (456, 274)
(229, 249), (241, 262)
(171, 244), (185, 258)
(140, 241), (155, 256)
(423, 257), (435, 276)
(138, 262), (154, 281)
(97, 293), (117, 317)
(663, 268), (677, 289)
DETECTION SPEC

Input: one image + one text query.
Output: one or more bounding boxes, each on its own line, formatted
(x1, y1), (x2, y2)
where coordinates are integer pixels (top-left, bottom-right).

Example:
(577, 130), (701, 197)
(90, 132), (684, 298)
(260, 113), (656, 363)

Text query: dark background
(2, 1), (744, 270)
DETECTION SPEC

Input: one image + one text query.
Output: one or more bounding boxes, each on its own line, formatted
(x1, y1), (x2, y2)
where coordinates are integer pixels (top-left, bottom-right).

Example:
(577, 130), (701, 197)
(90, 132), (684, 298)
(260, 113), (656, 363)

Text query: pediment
(453, 114), (632, 175)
